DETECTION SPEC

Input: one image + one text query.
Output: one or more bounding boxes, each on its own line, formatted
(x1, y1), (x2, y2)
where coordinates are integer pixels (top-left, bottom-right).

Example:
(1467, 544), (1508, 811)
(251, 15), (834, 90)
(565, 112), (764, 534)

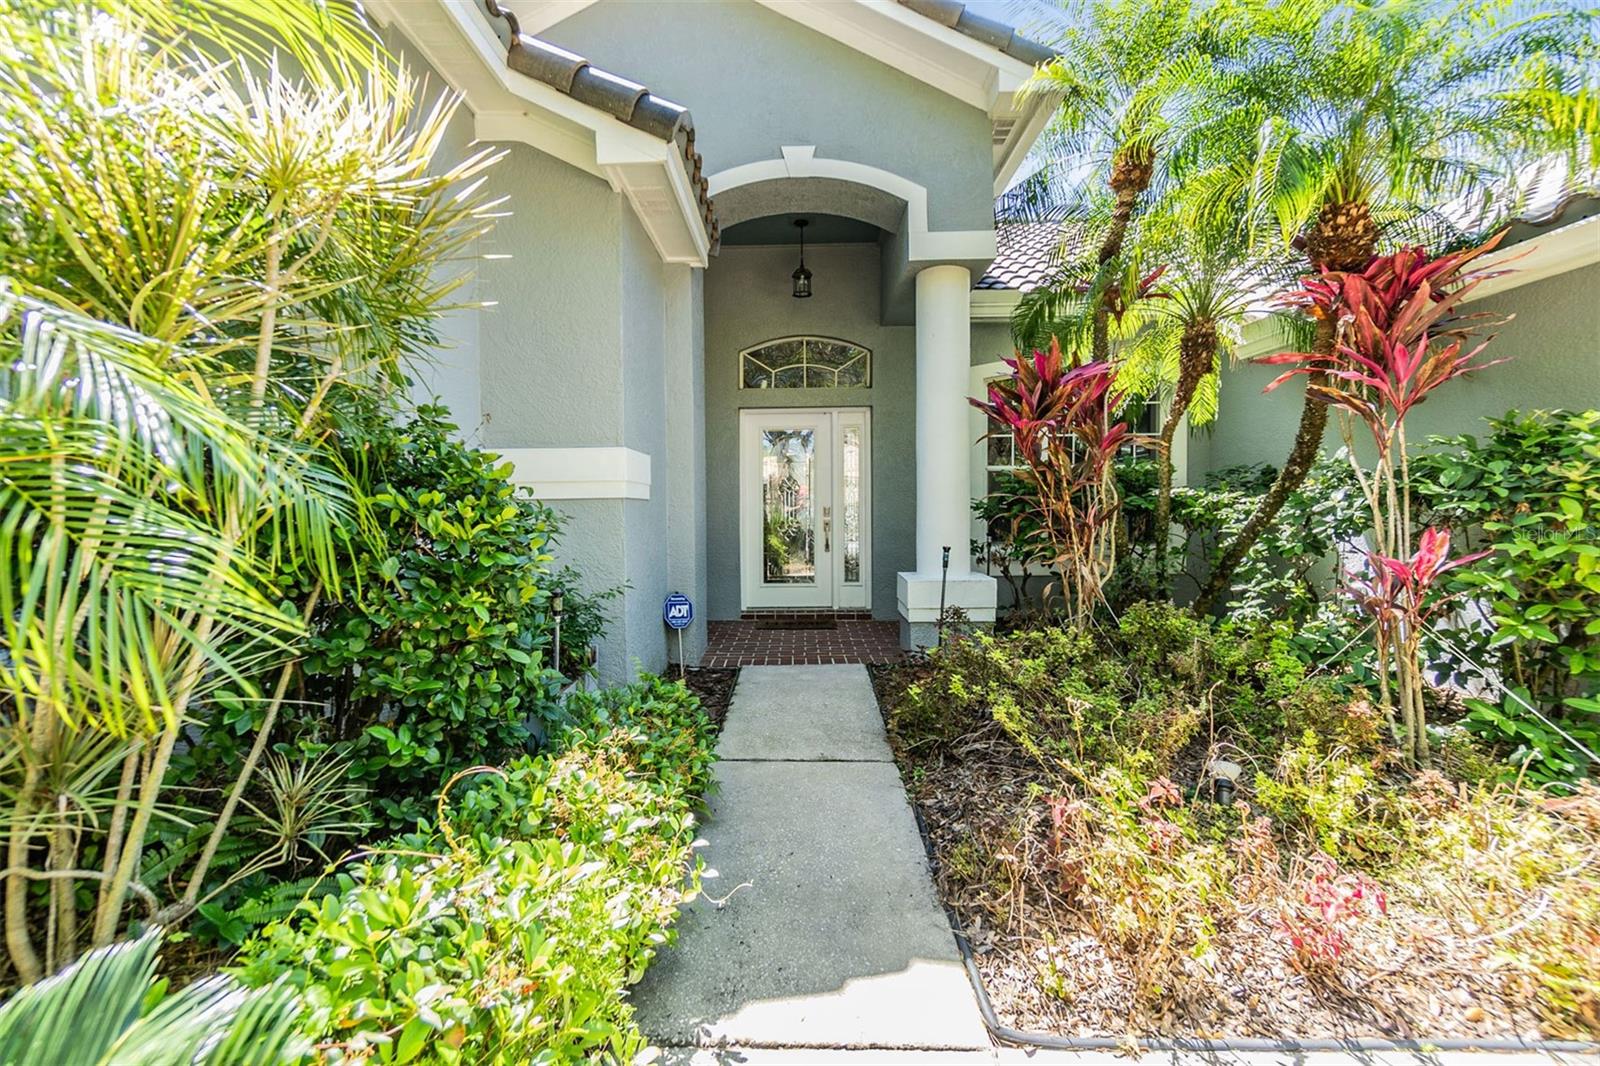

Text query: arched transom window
(740, 336), (871, 389)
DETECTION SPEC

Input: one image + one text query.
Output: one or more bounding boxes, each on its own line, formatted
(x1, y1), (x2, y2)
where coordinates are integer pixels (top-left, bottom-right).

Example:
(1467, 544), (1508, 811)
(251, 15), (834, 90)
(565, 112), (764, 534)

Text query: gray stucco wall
(477, 145), (625, 450)
(540, 0), (995, 233)
(704, 243), (917, 619)
(665, 267), (710, 664)
(428, 121), (693, 682)
(618, 211), (672, 677)
(384, 29), (484, 435)
(1199, 261), (1600, 478)
(972, 322), (1016, 367)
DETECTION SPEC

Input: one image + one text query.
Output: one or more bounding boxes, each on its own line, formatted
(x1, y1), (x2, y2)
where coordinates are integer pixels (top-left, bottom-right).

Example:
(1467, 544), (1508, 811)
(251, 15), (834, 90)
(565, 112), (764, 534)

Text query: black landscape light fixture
(791, 218), (813, 298)
(1208, 758), (1242, 805)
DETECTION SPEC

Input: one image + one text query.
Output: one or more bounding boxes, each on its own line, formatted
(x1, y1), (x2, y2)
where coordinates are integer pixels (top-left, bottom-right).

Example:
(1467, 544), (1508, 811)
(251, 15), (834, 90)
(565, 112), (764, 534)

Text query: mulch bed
(679, 666), (738, 733)
(867, 659), (1577, 1045)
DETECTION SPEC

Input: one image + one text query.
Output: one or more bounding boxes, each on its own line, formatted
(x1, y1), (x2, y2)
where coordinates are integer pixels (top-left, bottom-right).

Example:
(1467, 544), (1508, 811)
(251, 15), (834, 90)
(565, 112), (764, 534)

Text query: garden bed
(680, 666), (739, 732)
(871, 612), (1600, 1045)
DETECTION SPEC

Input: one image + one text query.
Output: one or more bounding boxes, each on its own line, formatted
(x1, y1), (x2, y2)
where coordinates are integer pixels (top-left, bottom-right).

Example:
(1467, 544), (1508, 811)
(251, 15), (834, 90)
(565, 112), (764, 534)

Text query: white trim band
(500, 446), (652, 500)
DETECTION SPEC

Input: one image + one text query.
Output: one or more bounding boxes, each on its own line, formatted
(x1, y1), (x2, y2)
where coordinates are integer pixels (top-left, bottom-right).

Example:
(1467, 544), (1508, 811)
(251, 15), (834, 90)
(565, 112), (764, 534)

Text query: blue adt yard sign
(663, 592), (694, 630)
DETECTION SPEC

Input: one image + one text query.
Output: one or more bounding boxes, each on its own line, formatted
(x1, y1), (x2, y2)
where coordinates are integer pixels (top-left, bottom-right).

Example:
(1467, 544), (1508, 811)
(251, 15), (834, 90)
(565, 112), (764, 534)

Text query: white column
(897, 265), (996, 647)
(914, 264), (975, 575)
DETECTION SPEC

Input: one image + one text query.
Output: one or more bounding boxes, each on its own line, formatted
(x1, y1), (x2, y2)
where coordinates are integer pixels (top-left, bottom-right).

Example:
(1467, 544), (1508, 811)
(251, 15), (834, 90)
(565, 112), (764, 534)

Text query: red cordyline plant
(1278, 855), (1389, 971)
(1258, 234), (1509, 763)
(971, 337), (1136, 627)
(1349, 527), (1489, 764)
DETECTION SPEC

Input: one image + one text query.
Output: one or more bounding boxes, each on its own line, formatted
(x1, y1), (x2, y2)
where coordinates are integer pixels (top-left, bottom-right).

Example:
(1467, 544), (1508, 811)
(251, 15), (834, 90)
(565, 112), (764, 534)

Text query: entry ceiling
(720, 213), (883, 246)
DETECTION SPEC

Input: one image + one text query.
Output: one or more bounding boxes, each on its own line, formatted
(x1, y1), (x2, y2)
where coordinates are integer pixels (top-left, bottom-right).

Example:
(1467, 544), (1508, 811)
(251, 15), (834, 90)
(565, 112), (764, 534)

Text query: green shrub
(1173, 455), (1367, 622)
(1414, 410), (1600, 789)
(1252, 732), (1403, 865)
(888, 603), (1355, 777)
(235, 678), (713, 1065)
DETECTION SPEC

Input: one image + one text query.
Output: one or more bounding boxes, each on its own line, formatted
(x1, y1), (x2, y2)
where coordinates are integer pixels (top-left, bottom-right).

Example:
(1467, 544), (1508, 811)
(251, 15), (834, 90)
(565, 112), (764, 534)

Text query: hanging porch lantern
(791, 218), (813, 298)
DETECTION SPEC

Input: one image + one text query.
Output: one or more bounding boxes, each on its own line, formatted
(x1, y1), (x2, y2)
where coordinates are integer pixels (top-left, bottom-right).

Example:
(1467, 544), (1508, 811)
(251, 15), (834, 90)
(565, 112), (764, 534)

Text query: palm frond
(0, 930), (307, 1066)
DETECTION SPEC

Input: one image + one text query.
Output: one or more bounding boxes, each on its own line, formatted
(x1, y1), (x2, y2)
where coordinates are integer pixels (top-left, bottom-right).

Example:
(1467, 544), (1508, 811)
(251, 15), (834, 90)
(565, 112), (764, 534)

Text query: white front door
(739, 408), (871, 610)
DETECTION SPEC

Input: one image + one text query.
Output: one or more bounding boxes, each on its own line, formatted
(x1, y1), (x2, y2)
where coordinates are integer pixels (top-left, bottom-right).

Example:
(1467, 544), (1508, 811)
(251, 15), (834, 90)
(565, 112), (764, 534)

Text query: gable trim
(367, 0), (711, 266)
(508, 0), (1060, 184)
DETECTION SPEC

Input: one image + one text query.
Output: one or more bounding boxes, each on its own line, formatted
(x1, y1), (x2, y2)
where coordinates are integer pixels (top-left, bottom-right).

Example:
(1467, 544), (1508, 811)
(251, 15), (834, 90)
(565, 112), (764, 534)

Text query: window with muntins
(740, 337), (871, 389)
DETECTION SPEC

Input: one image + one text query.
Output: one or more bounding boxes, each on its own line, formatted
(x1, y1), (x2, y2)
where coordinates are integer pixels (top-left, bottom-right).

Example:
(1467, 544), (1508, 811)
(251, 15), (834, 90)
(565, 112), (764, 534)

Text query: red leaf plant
(1348, 527), (1491, 763)
(1277, 855), (1389, 972)
(971, 338), (1143, 626)
(1254, 235), (1511, 765)
(1260, 234), (1511, 460)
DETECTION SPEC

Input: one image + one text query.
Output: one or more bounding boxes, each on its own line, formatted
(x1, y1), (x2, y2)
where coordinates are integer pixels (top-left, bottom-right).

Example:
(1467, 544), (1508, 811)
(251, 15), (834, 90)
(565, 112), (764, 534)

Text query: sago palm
(1189, 0), (1599, 612)
(0, 929), (306, 1066)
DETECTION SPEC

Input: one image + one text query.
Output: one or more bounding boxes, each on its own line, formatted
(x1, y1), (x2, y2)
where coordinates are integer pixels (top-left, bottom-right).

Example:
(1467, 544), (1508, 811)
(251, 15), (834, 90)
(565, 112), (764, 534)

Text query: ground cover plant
(235, 677), (715, 1065)
(950, 0), (1599, 1037)
(877, 609), (1600, 1040)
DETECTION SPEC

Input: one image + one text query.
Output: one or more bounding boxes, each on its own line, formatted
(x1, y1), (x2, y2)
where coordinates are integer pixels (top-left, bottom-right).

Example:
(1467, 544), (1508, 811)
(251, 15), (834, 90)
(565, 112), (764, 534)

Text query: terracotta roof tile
(475, 0), (717, 248)
(896, 0), (1057, 66)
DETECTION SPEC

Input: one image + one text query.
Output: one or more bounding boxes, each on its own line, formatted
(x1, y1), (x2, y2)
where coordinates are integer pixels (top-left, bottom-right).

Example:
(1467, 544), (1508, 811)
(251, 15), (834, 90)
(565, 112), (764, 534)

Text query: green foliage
(174, 406), (617, 839)
(1414, 411), (1600, 788)
(288, 406), (604, 830)
(1174, 455), (1367, 621)
(0, 930), (307, 1065)
(1252, 732), (1400, 864)
(235, 678), (713, 1066)
(889, 602), (1349, 775)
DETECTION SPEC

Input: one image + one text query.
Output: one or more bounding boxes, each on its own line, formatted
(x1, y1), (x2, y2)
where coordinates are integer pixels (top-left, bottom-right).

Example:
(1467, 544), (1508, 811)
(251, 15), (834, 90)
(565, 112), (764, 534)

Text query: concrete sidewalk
(630, 665), (989, 1053)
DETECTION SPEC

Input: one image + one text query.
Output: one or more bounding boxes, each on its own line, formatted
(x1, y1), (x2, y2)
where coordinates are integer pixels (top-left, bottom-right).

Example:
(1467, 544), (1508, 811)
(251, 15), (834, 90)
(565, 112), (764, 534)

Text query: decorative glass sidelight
(760, 428), (817, 583)
(841, 423), (862, 584)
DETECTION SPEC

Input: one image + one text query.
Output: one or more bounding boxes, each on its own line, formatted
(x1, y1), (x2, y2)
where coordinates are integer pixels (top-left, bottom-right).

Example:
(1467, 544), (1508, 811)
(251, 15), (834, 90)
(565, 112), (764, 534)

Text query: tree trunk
(1193, 320), (1332, 615)
(1090, 148), (1154, 363)
(1192, 201), (1377, 614)
(1153, 319), (1215, 592)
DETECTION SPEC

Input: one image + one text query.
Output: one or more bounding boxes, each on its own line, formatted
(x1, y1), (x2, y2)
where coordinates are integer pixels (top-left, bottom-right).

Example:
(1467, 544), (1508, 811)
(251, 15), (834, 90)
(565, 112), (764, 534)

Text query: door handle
(823, 506), (831, 552)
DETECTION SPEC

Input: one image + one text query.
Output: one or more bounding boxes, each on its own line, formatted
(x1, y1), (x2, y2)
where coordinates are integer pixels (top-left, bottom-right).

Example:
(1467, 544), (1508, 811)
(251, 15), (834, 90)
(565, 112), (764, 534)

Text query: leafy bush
(1174, 455), (1367, 622)
(235, 677), (713, 1065)
(178, 406), (618, 838)
(889, 602), (1356, 775)
(1414, 410), (1600, 788)
(1252, 733), (1402, 864)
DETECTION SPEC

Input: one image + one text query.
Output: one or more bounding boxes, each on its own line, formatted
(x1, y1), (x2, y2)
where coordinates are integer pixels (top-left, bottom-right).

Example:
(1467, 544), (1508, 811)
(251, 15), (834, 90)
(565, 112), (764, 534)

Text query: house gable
(530, 0), (1013, 231)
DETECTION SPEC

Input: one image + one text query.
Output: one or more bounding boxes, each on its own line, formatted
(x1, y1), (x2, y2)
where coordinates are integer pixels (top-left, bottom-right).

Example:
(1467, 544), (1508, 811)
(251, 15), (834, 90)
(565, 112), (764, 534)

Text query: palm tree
(1190, 0), (1599, 613)
(1014, 0), (1227, 362)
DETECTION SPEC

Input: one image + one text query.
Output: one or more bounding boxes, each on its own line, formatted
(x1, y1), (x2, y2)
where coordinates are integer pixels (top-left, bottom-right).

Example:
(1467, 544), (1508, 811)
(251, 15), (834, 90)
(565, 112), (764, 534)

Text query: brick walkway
(700, 616), (904, 667)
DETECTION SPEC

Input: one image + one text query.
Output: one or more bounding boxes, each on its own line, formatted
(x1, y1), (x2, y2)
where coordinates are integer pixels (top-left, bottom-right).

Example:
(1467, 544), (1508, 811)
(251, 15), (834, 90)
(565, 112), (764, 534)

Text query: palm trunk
(1194, 327), (1332, 615)
(1090, 149), (1154, 363)
(1154, 320), (1215, 592)
(1194, 201), (1377, 615)
(5, 712), (46, 985)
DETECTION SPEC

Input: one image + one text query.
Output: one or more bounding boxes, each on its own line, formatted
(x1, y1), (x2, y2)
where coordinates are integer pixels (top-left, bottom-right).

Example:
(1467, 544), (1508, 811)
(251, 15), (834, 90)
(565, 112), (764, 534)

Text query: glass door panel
(840, 423), (862, 586)
(760, 428), (817, 584)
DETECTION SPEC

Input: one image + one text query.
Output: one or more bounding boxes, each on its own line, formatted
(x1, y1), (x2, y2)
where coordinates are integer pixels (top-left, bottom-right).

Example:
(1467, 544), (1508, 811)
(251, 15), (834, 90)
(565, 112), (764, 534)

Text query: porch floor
(700, 616), (904, 668)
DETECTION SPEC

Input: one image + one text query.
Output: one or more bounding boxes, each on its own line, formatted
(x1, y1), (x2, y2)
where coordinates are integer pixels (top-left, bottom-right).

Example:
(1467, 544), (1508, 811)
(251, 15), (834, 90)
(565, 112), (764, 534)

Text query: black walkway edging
(906, 807), (1600, 1056)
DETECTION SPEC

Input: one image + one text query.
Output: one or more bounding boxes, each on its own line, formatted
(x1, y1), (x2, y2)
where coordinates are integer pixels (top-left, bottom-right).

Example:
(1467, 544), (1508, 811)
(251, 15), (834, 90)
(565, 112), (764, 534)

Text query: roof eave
(368, 0), (714, 266)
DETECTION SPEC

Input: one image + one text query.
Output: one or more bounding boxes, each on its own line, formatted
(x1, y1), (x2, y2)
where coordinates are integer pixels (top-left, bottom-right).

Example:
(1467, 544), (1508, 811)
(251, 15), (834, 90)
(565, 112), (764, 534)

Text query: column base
(896, 571), (997, 650)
